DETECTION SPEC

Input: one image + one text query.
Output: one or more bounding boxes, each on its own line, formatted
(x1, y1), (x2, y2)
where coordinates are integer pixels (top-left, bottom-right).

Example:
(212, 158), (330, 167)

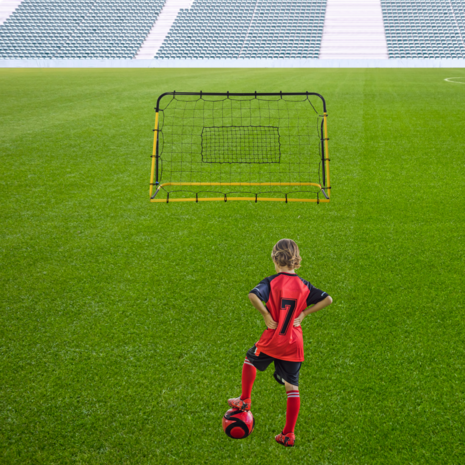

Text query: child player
(228, 239), (333, 447)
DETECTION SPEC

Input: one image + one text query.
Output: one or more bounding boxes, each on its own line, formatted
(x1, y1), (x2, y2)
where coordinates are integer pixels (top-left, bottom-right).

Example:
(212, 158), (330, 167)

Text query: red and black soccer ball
(222, 408), (255, 439)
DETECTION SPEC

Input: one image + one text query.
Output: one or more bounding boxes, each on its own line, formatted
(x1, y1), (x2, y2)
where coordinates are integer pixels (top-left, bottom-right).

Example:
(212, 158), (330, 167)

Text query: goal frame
(149, 92), (331, 203)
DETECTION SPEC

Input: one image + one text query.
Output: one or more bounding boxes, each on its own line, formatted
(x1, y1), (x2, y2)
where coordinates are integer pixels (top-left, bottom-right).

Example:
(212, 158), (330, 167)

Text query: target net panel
(149, 92), (330, 203)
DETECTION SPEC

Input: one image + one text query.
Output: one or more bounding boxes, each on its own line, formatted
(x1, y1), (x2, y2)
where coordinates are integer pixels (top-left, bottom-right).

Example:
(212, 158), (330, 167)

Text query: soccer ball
(222, 408), (255, 439)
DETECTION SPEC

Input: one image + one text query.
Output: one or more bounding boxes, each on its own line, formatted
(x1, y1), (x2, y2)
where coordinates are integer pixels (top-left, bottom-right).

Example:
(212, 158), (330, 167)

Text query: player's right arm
(294, 295), (333, 327)
(294, 279), (333, 327)
(248, 293), (278, 330)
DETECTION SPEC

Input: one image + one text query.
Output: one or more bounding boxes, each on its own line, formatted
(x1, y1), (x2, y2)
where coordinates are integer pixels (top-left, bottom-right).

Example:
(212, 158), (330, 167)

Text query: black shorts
(246, 345), (302, 387)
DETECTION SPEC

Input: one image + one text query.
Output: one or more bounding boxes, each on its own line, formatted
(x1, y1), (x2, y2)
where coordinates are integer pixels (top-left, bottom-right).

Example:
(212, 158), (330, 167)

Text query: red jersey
(250, 272), (328, 362)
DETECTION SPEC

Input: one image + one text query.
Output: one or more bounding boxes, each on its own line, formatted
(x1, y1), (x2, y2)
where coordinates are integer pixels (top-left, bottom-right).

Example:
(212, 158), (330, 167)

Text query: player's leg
(228, 345), (273, 411)
(283, 380), (300, 435)
(273, 361), (301, 447)
(241, 356), (256, 399)
(228, 357), (255, 411)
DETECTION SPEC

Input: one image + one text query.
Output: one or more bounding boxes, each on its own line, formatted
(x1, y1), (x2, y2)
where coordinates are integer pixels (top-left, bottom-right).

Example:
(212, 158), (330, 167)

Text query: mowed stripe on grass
(0, 69), (464, 464)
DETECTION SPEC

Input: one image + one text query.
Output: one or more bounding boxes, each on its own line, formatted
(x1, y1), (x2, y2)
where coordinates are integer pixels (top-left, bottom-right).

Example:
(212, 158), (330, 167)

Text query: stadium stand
(155, 0), (327, 59)
(453, 0), (465, 33)
(242, 0), (326, 59)
(0, 0), (166, 59)
(381, 0), (465, 58)
(319, 0), (388, 59)
(1, 0), (465, 61)
(136, 0), (193, 59)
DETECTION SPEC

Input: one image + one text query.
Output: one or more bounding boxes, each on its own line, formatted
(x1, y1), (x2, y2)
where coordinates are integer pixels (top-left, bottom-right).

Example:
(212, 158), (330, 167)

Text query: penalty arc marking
(444, 77), (465, 84)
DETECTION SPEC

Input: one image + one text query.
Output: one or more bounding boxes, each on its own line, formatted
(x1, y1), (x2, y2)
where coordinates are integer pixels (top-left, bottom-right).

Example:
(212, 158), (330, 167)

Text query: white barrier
(1, 58), (465, 68)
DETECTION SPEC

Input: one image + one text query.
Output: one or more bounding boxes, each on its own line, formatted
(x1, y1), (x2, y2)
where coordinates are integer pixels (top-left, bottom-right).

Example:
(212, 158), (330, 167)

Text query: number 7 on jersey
(279, 298), (297, 335)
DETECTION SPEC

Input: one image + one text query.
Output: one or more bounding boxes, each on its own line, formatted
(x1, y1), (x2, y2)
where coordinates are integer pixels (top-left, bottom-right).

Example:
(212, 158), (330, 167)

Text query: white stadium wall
(1, 58), (465, 67)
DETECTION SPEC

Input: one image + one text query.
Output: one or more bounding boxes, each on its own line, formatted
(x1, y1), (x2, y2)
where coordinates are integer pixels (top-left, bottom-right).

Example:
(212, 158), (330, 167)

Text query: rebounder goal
(149, 92), (330, 203)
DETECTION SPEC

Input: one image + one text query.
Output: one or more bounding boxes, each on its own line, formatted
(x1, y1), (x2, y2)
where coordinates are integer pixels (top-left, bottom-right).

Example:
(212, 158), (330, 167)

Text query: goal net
(149, 92), (330, 203)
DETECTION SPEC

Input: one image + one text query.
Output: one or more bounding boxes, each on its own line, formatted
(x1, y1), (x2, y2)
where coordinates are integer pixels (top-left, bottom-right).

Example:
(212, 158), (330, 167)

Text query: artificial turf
(1, 68), (464, 464)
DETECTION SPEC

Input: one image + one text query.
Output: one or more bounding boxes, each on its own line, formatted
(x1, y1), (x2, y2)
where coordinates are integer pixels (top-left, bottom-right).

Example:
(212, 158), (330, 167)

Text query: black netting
(201, 126), (281, 164)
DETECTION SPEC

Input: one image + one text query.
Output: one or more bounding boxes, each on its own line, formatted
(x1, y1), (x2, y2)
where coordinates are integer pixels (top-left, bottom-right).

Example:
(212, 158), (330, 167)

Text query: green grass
(1, 68), (464, 464)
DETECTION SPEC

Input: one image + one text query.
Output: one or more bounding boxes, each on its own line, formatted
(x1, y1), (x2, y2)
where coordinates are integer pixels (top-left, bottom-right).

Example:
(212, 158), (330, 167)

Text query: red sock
(240, 358), (256, 400)
(283, 390), (300, 434)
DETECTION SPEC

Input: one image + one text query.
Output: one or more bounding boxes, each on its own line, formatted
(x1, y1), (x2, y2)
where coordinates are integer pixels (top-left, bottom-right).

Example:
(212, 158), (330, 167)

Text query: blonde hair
(271, 239), (302, 270)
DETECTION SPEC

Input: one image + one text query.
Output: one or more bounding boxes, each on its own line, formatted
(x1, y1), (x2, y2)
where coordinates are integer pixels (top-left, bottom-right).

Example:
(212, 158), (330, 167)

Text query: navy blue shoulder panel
(249, 273), (280, 304)
(298, 277), (328, 307)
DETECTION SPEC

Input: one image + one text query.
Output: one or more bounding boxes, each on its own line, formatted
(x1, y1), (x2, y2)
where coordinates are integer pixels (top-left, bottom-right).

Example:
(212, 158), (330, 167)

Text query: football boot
(227, 396), (251, 411)
(275, 431), (296, 447)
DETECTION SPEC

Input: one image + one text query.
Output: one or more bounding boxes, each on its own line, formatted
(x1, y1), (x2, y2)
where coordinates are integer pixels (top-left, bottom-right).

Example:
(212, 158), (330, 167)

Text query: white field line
(444, 77), (465, 84)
